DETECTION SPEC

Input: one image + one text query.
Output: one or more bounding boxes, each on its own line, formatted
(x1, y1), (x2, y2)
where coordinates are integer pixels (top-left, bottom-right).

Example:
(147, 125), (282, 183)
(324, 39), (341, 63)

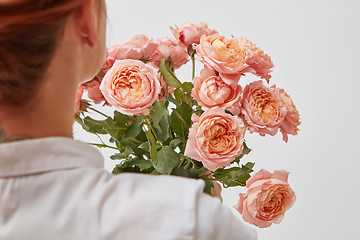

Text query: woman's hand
(210, 181), (223, 202)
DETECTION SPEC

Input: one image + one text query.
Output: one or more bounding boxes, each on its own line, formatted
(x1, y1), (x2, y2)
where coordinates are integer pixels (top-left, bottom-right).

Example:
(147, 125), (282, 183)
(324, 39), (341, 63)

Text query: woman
(0, 0), (256, 239)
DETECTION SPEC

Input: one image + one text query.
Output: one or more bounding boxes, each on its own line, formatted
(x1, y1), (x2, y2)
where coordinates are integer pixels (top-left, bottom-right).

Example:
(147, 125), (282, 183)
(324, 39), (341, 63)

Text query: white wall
(74, 0), (360, 239)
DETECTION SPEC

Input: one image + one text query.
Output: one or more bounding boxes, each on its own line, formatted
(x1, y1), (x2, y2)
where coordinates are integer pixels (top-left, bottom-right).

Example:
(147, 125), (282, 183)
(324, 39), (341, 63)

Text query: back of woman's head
(0, 0), (88, 107)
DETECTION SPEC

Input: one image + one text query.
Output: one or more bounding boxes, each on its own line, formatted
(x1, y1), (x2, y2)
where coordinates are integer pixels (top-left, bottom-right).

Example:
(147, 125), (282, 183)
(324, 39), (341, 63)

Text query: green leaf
(158, 116), (170, 142)
(196, 167), (209, 177)
(112, 160), (138, 174)
(83, 117), (107, 134)
(172, 166), (199, 178)
(169, 138), (182, 149)
(166, 92), (180, 107)
(151, 101), (168, 129)
(136, 128), (148, 142)
(203, 178), (213, 194)
(182, 82), (193, 94)
(125, 118), (144, 138)
(114, 111), (129, 125)
(213, 163), (255, 187)
(75, 115), (107, 134)
(139, 141), (162, 151)
(170, 102), (192, 139)
(120, 137), (142, 150)
(174, 88), (184, 101)
(150, 101), (170, 142)
(173, 88), (191, 103)
(110, 147), (133, 160)
(244, 162), (255, 170)
(133, 158), (154, 171)
(154, 146), (180, 174)
(159, 58), (182, 88)
(233, 142), (252, 164)
(144, 128), (158, 165)
(112, 157), (154, 174)
(138, 141), (150, 151)
(75, 115), (90, 132)
(104, 117), (128, 142)
(242, 142), (252, 155)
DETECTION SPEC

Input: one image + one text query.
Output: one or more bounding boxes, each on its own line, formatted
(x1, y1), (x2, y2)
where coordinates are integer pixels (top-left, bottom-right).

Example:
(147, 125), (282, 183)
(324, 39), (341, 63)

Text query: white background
(74, 0), (360, 239)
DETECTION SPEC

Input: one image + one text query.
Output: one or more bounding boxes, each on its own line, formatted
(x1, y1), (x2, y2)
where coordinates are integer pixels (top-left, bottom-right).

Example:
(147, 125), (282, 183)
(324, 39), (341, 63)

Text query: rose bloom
(184, 107), (246, 171)
(74, 85), (85, 114)
(100, 35), (157, 74)
(150, 37), (189, 70)
(81, 80), (106, 104)
(102, 53), (116, 73)
(195, 35), (253, 87)
(100, 59), (161, 116)
(234, 169), (296, 228)
(107, 34), (158, 62)
(192, 67), (242, 115)
(238, 37), (274, 83)
(170, 22), (218, 46)
(241, 80), (287, 137)
(278, 89), (301, 142)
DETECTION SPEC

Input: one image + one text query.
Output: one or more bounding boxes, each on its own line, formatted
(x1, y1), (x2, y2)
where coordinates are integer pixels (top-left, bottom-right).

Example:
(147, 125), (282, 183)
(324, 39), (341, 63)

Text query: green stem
(89, 107), (108, 118)
(145, 118), (161, 145)
(178, 158), (186, 168)
(90, 143), (119, 150)
(95, 133), (120, 150)
(95, 133), (105, 144)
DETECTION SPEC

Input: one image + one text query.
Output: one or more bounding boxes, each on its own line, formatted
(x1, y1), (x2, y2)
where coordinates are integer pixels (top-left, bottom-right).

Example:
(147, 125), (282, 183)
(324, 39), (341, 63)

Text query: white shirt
(0, 137), (256, 240)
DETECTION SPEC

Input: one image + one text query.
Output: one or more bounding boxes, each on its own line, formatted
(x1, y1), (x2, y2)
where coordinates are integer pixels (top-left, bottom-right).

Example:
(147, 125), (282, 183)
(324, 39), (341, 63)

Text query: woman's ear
(72, 0), (99, 47)
(63, 0), (106, 82)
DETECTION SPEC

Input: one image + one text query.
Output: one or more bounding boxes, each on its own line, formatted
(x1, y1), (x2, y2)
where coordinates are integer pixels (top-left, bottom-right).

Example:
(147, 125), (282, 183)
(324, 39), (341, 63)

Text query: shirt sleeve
(194, 191), (257, 240)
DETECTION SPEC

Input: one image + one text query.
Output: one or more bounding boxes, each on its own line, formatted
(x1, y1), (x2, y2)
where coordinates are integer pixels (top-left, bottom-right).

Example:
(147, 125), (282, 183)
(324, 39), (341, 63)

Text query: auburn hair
(0, 0), (89, 107)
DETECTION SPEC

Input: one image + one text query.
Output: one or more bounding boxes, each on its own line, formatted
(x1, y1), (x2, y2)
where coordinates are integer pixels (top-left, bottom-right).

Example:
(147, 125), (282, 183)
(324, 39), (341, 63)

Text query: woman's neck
(0, 51), (81, 142)
(0, 90), (76, 142)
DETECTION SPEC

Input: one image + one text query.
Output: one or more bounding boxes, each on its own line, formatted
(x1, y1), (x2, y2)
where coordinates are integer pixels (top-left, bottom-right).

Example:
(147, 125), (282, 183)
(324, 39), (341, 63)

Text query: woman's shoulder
(72, 168), (207, 204)
(68, 168), (256, 240)
(62, 168), (213, 239)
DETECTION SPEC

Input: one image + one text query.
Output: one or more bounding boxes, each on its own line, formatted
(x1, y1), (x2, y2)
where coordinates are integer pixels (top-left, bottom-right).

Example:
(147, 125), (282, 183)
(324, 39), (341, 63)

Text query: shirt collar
(0, 137), (104, 177)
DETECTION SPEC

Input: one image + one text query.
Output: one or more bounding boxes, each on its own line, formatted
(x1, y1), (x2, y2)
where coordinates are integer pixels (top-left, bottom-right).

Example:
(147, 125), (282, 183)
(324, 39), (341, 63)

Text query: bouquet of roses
(75, 22), (300, 228)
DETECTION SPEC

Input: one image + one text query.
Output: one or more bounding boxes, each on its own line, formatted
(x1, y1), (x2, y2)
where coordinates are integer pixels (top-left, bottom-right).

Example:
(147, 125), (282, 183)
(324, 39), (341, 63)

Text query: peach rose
(191, 67), (242, 114)
(238, 37), (274, 83)
(195, 35), (253, 87)
(241, 80), (287, 136)
(234, 169), (296, 228)
(81, 80), (106, 104)
(150, 37), (189, 70)
(184, 107), (246, 171)
(107, 34), (158, 62)
(170, 22), (218, 46)
(278, 89), (301, 142)
(100, 60), (161, 116)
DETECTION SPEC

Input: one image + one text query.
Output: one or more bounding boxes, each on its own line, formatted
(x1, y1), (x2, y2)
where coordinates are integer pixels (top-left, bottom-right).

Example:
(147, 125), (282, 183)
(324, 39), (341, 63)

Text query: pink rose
(74, 85), (85, 114)
(195, 35), (253, 87)
(278, 89), (301, 142)
(150, 37), (189, 70)
(102, 53), (116, 73)
(170, 22), (218, 46)
(191, 67), (242, 114)
(234, 169), (296, 228)
(107, 34), (158, 61)
(100, 59), (161, 116)
(241, 80), (287, 136)
(81, 80), (106, 104)
(184, 107), (246, 171)
(238, 37), (274, 83)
